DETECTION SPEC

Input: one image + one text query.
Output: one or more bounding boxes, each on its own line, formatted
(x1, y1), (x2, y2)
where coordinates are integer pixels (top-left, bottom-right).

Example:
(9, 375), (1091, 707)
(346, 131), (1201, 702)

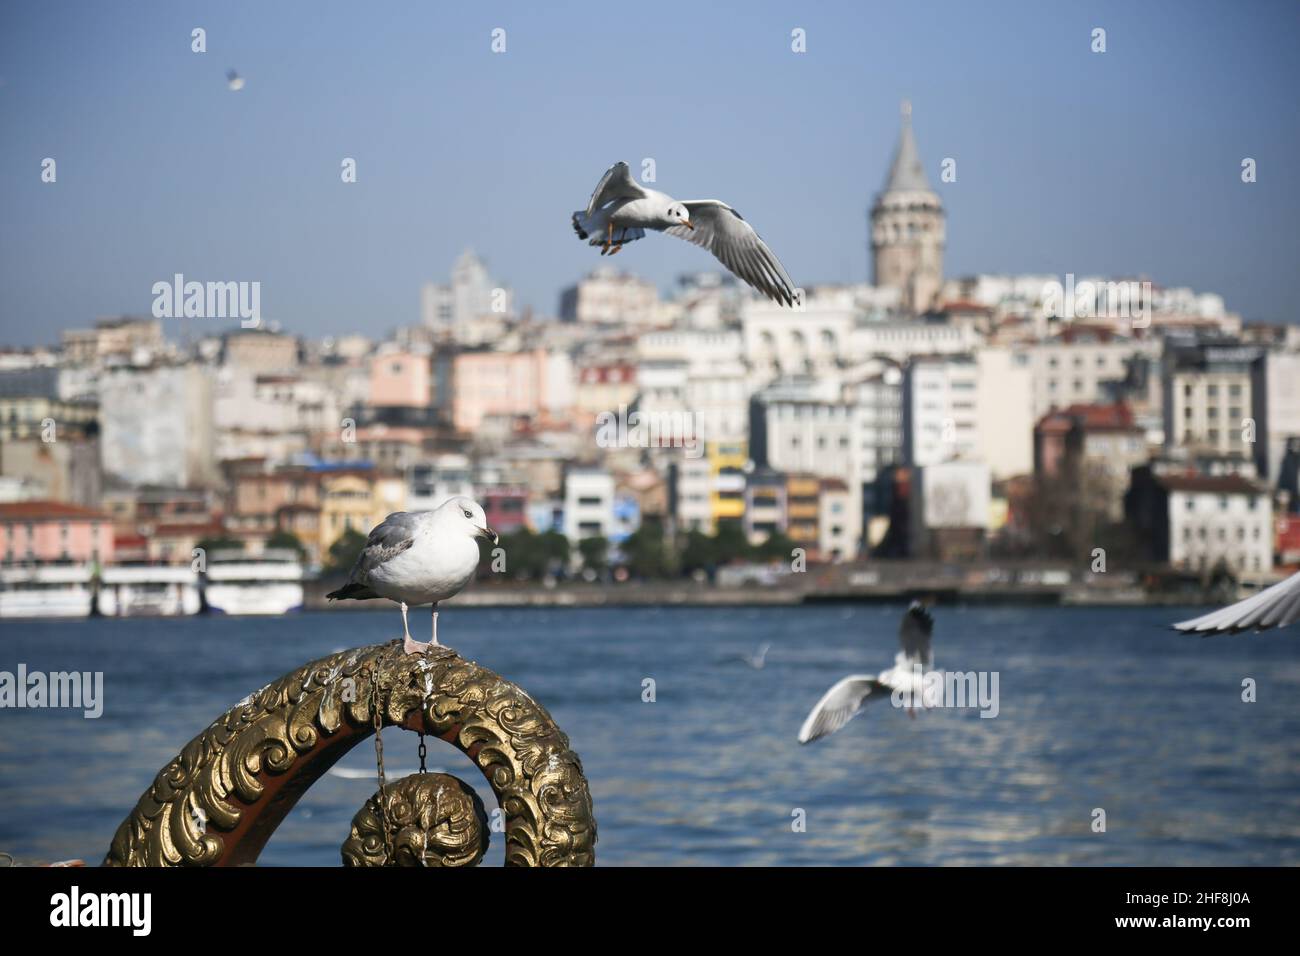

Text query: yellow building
(785, 474), (821, 551)
(317, 471), (406, 565)
(708, 440), (748, 526)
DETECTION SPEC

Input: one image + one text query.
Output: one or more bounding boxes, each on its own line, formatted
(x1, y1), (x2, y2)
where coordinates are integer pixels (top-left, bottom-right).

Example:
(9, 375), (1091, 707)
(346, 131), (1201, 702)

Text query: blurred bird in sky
(226, 69), (245, 92)
(572, 161), (797, 306)
(1173, 570), (1300, 635)
(798, 602), (939, 744)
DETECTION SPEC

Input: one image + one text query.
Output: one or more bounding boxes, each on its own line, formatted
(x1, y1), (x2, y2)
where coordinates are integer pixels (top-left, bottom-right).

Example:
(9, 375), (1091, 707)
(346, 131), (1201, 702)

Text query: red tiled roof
(1037, 402), (1136, 433)
(1154, 474), (1266, 495)
(0, 501), (110, 521)
(940, 299), (991, 313)
(1056, 324), (1123, 344)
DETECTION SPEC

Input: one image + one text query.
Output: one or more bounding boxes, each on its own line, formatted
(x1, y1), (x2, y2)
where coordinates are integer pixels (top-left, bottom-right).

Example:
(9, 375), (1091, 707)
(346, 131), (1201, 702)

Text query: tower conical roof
(882, 100), (933, 193)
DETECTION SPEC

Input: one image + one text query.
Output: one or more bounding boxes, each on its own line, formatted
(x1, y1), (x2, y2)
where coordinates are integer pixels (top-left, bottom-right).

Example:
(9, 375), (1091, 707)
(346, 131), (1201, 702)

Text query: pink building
(483, 486), (529, 534)
(369, 351), (430, 408)
(452, 349), (557, 432)
(0, 501), (115, 565)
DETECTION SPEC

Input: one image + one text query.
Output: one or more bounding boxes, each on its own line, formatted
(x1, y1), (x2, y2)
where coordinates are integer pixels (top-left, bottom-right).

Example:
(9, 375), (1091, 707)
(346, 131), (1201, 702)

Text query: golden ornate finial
(343, 774), (489, 867)
(104, 641), (597, 867)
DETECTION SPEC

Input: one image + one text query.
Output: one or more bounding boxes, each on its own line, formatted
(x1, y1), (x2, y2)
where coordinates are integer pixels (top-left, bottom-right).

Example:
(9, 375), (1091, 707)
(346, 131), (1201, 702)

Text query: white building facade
(1166, 479), (1273, 575)
(563, 467), (616, 542)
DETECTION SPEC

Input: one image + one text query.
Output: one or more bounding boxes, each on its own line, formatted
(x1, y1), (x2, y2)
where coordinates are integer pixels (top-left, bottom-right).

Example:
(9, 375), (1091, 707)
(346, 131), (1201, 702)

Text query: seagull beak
(682, 219), (694, 230)
(479, 526), (498, 545)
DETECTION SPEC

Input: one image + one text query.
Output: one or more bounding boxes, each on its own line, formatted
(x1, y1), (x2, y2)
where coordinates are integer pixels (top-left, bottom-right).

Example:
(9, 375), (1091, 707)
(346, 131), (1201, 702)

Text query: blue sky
(1, 0), (1297, 345)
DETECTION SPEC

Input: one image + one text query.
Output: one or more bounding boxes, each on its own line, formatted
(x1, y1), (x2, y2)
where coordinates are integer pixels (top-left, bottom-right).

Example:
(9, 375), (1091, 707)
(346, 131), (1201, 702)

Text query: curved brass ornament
(342, 773), (488, 867)
(104, 641), (596, 867)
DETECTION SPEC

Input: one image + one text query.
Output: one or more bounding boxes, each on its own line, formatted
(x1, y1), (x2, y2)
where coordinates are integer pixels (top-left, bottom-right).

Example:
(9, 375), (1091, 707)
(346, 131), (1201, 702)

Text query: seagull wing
(797, 675), (889, 744)
(353, 512), (420, 582)
(1173, 570), (1300, 634)
(663, 200), (796, 306)
(898, 602), (935, 670)
(586, 161), (647, 216)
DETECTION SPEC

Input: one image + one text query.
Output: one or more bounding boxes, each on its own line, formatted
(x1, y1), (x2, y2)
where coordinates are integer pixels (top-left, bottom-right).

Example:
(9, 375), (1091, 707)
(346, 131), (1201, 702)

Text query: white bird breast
(368, 527), (481, 605)
(612, 195), (671, 227)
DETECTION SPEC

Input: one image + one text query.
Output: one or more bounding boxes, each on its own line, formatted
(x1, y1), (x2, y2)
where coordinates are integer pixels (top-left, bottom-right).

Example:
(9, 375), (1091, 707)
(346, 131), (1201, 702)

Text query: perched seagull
(729, 642), (772, 670)
(572, 161), (797, 306)
(1172, 570), (1300, 635)
(797, 602), (939, 744)
(326, 497), (497, 654)
(226, 69), (245, 92)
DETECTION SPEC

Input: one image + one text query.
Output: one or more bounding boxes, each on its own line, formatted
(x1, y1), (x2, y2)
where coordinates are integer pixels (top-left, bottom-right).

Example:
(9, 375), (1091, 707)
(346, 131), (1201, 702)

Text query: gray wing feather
(797, 675), (888, 744)
(348, 512), (419, 584)
(664, 200), (796, 306)
(899, 603), (934, 670)
(1173, 571), (1300, 634)
(586, 161), (646, 216)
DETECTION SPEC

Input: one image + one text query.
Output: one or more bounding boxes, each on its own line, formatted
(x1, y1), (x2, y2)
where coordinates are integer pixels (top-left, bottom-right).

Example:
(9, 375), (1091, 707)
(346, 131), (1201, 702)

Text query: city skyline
(2, 0), (1299, 348)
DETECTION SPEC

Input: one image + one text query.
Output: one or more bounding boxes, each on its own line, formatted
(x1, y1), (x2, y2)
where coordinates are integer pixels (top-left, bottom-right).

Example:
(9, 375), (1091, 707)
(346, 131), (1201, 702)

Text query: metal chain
(369, 664), (394, 863)
(418, 733), (428, 773)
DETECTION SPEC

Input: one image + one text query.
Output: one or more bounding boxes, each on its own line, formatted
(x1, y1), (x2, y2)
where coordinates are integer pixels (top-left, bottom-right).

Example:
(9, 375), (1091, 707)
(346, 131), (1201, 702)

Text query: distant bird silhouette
(1173, 570), (1300, 635)
(728, 642), (772, 669)
(326, 497), (497, 654)
(798, 602), (938, 744)
(226, 70), (245, 92)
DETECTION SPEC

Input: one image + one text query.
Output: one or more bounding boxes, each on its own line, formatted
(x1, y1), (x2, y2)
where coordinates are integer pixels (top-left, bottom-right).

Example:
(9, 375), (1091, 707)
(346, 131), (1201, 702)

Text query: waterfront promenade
(307, 560), (1256, 610)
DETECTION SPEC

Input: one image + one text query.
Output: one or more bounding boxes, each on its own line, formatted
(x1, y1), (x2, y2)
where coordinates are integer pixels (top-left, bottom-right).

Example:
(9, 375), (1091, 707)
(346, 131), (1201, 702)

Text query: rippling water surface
(2, 604), (1298, 865)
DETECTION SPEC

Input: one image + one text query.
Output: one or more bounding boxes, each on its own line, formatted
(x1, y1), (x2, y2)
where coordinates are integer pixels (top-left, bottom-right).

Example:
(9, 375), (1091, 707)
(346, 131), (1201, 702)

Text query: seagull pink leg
(400, 601), (425, 655)
(430, 605), (440, 646)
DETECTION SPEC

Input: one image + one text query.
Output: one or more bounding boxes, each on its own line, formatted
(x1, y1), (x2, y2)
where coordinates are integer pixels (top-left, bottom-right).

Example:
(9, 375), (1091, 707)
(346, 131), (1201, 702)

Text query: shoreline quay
(305, 580), (1225, 611)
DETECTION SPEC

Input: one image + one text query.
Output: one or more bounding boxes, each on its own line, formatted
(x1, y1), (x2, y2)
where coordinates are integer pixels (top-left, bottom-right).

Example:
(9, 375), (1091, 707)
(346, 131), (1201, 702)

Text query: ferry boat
(203, 549), (305, 616)
(0, 565), (99, 619)
(99, 566), (201, 617)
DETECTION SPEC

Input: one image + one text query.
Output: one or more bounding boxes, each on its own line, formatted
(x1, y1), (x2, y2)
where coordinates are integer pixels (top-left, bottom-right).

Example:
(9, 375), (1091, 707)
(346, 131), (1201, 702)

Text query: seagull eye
(463, 510), (472, 519)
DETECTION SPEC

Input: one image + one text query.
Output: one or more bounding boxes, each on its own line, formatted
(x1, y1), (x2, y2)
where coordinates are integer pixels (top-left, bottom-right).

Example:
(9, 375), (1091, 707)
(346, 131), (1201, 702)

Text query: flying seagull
(797, 602), (938, 744)
(1172, 570), (1300, 635)
(728, 641), (772, 669)
(226, 70), (245, 92)
(326, 497), (497, 654)
(572, 161), (797, 306)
